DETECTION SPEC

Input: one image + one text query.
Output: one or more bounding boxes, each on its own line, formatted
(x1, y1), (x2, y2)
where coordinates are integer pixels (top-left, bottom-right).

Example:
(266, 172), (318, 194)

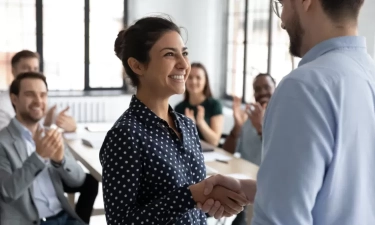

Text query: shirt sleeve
(211, 99), (223, 116)
(252, 77), (334, 225)
(99, 126), (196, 225)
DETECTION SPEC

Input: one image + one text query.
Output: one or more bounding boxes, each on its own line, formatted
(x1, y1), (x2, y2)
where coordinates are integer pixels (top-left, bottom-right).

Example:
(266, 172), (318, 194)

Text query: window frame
(225, 0), (291, 103)
(35, 0), (129, 92)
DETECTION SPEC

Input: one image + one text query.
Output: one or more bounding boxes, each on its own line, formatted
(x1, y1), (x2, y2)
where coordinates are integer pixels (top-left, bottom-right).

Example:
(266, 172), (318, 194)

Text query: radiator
(48, 96), (131, 123)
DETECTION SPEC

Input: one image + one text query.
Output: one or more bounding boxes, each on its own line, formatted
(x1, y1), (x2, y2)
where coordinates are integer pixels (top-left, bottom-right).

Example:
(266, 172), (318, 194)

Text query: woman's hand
(196, 105), (205, 126)
(190, 179), (248, 218)
(185, 108), (196, 123)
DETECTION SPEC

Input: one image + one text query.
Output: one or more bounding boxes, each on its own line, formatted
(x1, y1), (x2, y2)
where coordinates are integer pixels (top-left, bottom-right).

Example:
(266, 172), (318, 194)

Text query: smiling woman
(175, 62), (224, 146)
(99, 16), (247, 225)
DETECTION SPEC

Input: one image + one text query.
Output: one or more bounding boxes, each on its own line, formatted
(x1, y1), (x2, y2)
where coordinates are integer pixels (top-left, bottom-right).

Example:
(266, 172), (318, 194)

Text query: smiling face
(186, 66), (207, 95)
(11, 78), (47, 124)
(135, 31), (191, 97)
(253, 75), (276, 106)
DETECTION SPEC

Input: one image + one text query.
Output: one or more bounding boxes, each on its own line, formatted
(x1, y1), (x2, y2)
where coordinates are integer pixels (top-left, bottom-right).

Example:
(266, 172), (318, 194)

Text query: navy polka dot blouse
(100, 95), (207, 225)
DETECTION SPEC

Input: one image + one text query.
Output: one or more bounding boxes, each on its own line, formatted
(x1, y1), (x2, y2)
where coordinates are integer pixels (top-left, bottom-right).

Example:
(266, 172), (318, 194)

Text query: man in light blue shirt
(200, 0), (375, 224)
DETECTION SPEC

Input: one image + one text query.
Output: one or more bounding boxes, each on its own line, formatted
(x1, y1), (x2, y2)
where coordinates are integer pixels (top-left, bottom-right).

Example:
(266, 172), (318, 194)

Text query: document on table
(203, 152), (232, 162)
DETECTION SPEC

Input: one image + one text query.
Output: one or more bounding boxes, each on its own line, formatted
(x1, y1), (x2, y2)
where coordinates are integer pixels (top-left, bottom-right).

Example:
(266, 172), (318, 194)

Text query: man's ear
(10, 94), (18, 111)
(11, 67), (17, 78)
(127, 57), (145, 78)
(301, 0), (312, 12)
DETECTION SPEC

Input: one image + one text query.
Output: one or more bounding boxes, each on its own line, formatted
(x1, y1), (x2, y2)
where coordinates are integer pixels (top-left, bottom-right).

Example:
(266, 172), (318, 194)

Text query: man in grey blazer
(0, 72), (87, 225)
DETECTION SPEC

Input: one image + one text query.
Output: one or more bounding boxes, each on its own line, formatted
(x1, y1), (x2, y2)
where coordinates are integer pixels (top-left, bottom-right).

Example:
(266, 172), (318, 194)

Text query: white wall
(127, 0), (228, 106)
(359, 0), (375, 58)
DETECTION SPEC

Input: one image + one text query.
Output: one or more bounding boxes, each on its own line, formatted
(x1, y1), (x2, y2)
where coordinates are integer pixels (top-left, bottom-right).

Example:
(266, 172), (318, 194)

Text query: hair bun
(114, 29), (126, 60)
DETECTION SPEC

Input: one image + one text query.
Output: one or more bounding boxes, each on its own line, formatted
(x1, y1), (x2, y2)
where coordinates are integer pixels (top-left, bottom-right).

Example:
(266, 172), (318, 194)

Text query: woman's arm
(197, 114), (224, 146)
(99, 127), (197, 225)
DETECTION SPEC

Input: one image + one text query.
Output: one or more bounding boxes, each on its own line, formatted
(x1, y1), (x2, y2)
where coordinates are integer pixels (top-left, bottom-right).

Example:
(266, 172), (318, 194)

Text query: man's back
(253, 36), (375, 224)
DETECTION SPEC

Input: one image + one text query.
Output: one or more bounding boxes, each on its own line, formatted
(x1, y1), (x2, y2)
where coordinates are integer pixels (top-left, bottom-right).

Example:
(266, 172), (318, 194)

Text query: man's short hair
(254, 73), (276, 85)
(9, 72), (48, 96)
(11, 50), (40, 67)
(320, 0), (364, 21)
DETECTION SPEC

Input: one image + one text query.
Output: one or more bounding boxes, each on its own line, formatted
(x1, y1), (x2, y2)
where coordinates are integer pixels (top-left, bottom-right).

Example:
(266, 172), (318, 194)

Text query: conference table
(64, 124), (259, 183)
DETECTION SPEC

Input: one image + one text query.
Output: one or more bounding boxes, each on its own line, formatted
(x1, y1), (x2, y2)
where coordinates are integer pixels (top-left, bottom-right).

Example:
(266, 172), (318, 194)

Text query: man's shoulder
(0, 127), (13, 146)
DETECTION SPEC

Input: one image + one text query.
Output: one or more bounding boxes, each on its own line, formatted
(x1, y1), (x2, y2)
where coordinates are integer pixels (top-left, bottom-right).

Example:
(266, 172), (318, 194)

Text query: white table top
(65, 124), (258, 182)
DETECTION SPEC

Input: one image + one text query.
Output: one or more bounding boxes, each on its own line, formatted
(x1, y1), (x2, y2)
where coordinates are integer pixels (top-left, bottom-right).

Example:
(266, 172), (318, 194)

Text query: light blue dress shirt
(236, 120), (262, 166)
(13, 118), (63, 218)
(252, 36), (375, 225)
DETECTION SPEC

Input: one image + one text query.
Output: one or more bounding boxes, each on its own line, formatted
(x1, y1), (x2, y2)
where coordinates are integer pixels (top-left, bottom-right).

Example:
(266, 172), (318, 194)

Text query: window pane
(0, 1), (36, 90)
(226, 43), (245, 97)
(226, 0), (246, 97)
(244, 0), (270, 102)
(43, 0), (84, 90)
(89, 0), (124, 88)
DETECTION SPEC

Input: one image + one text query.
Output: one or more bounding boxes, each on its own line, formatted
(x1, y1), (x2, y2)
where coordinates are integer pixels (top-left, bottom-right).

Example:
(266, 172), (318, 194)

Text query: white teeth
(170, 75), (184, 80)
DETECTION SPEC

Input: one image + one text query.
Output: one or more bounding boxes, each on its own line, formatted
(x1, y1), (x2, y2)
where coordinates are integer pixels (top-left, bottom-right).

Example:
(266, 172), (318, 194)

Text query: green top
(174, 97), (223, 141)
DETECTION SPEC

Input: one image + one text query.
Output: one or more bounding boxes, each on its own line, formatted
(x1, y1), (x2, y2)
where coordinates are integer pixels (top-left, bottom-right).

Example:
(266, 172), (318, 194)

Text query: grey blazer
(0, 119), (86, 225)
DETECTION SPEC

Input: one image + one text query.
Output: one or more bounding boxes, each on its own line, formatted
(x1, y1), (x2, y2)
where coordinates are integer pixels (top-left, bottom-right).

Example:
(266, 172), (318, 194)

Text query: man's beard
(19, 111), (42, 124)
(287, 10), (305, 58)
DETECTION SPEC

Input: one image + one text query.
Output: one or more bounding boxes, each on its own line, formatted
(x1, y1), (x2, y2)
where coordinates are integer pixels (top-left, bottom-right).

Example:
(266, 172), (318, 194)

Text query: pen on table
(215, 159), (228, 164)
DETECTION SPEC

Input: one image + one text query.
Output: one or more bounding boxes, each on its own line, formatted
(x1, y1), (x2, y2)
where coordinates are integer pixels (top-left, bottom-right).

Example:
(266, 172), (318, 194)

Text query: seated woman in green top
(175, 62), (224, 146)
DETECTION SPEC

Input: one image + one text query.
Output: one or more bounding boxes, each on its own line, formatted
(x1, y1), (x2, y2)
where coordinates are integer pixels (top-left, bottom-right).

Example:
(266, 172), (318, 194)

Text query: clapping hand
(44, 105), (77, 132)
(55, 106), (77, 132)
(185, 108), (196, 123)
(247, 102), (267, 135)
(33, 126), (61, 159)
(196, 106), (205, 126)
(232, 96), (248, 128)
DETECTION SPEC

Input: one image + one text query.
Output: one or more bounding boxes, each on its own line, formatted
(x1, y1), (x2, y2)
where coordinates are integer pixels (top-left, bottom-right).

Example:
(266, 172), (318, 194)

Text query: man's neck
(15, 115), (39, 135)
(301, 21), (358, 57)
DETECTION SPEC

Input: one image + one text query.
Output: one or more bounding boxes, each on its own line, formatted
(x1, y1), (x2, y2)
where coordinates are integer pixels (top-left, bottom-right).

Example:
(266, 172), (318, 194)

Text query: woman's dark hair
(184, 62), (213, 101)
(114, 16), (181, 87)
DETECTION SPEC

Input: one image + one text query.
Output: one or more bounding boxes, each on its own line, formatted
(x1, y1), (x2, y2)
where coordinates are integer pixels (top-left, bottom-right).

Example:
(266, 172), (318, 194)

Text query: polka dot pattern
(100, 95), (207, 225)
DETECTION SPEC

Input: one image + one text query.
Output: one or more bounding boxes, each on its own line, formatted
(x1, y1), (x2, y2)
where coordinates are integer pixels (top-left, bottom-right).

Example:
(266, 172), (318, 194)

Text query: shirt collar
(128, 95), (182, 126)
(12, 117), (33, 141)
(299, 36), (367, 67)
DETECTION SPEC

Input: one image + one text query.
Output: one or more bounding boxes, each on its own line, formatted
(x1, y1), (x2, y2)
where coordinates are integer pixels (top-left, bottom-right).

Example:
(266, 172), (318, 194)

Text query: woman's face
(186, 67), (206, 95)
(140, 31), (191, 97)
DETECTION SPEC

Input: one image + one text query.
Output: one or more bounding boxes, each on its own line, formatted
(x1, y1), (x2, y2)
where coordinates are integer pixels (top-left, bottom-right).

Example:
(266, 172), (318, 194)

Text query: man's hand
(247, 103), (266, 135)
(232, 96), (248, 128)
(185, 108), (196, 123)
(203, 174), (256, 203)
(55, 106), (77, 132)
(33, 126), (59, 159)
(44, 105), (57, 127)
(190, 179), (248, 217)
(197, 175), (256, 219)
(50, 130), (65, 163)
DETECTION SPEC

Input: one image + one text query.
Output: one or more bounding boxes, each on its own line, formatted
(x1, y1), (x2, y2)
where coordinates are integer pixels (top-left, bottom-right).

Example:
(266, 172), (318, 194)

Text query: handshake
(190, 174), (256, 219)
